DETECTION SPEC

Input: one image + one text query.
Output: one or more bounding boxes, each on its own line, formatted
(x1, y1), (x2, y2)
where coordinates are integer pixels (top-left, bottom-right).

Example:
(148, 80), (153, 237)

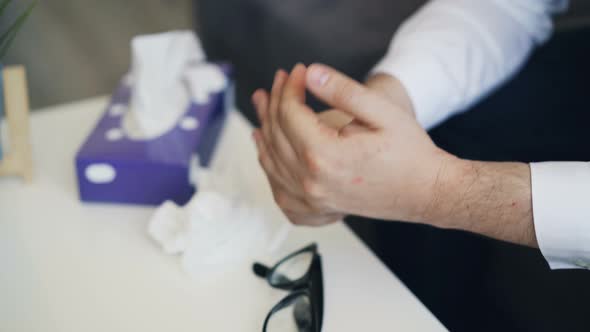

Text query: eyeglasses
(253, 243), (324, 332)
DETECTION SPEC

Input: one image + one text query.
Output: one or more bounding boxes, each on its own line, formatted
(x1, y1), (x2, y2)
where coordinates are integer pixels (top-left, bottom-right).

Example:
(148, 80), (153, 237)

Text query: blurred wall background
(3, 0), (194, 110)
(2, 0), (590, 111)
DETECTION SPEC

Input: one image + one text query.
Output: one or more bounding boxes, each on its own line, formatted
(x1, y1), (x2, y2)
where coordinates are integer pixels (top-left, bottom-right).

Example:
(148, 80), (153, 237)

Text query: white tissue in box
(123, 30), (207, 140)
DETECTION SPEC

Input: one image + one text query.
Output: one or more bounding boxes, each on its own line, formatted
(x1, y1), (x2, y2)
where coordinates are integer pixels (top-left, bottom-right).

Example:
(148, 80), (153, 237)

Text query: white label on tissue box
(85, 163), (117, 184)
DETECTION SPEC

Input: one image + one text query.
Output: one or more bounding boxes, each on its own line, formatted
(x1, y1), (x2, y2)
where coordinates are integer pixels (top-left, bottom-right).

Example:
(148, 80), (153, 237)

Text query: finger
(268, 66), (302, 173)
(261, 71), (300, 180)
(265, 170), (318, 223)
(273, 188), (313, 215)
(265, 70), (296, 170)
(267, 69), (289, 142)
(252, 89), (269, 124)
(338, 119), (369, 137)
(305, 63), (390, 128)
(281, 63), (307, 103)
(278, 64), (335, 155)
(254, 129), (303, 198)
(317, 109), (354, 130)
(316, 109), (369, 137)
(253, 129), (283, 187)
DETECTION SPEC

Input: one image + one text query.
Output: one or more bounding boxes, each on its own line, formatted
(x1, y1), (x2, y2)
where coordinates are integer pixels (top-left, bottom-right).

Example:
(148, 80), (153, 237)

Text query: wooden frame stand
(0, 65), (33, 182)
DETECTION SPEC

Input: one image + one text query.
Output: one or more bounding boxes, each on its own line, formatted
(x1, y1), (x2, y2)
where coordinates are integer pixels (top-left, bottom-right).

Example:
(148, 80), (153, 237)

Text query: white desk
(0, 97), (446, 332)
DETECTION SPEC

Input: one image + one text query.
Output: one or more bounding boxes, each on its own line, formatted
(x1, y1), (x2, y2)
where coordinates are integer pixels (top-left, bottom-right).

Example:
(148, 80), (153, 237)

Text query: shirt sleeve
(530, 162), (590, 270)
(371, 0), (567, 129)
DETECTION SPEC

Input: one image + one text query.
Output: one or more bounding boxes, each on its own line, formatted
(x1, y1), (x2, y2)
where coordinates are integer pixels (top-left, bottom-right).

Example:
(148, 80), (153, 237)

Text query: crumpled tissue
(148, 160), (275, 278)
(122, 30), (227, 140)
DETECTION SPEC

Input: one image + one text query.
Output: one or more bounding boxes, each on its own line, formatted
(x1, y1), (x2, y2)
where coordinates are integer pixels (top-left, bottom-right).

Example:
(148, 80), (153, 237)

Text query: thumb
(306, 63), (390, 128)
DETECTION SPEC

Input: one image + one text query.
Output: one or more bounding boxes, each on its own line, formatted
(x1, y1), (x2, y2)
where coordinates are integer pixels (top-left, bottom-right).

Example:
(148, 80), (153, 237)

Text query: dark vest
(557, 0), (590, 29)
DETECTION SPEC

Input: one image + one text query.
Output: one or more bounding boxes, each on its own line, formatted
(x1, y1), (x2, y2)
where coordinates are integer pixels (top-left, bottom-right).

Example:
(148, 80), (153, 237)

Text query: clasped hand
(252, 63), (456, 226)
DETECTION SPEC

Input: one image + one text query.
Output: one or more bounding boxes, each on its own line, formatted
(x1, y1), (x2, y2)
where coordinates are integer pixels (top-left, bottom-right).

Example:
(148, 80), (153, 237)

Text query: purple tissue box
(75, 65), (231, 206)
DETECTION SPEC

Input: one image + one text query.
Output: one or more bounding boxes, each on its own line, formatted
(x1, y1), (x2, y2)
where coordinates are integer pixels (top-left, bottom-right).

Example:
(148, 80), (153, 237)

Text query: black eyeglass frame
(253, 243), (324, 332)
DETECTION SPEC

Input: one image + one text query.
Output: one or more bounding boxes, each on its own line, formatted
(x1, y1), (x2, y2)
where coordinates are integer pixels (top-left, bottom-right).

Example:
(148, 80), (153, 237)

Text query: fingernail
(309, 65), (329, 87)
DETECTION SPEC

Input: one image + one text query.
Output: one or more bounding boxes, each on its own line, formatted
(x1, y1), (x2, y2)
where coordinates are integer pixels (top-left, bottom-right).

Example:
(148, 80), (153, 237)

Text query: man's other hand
(251, 63), (457, 226)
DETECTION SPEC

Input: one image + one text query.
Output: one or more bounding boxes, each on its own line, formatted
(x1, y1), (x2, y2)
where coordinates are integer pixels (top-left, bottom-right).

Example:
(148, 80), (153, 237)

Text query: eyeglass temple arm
(253, 262), (271, 278)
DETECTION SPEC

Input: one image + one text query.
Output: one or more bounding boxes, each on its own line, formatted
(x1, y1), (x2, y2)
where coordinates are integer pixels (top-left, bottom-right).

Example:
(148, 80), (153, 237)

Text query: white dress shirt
(372, 0), (590, 269)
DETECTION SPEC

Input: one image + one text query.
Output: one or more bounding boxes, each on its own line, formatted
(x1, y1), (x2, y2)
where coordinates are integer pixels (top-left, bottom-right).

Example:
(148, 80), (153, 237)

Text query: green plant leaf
(0, 0), (36, 60)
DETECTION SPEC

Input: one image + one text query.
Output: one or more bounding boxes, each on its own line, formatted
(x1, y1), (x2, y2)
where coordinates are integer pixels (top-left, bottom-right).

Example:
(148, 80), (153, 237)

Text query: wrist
(419, 152), (467, 227)
(423, 157), (536, 246)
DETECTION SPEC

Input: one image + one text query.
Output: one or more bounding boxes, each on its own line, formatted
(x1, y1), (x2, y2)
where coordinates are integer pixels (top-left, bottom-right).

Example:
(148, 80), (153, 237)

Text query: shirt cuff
(371, 51), (452, 130)
(530, 161), (590, 269)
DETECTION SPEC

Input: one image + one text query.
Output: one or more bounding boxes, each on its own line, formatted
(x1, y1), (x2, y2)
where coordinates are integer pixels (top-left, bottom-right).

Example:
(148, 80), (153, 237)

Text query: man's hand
(251, 63), (537, 248)
(365, 73), (415, 117)
(252, 63), (454, 226)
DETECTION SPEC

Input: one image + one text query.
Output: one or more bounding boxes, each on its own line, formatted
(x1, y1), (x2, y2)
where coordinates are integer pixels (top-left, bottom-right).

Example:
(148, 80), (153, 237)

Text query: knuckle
(333, 80), (358, 106)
